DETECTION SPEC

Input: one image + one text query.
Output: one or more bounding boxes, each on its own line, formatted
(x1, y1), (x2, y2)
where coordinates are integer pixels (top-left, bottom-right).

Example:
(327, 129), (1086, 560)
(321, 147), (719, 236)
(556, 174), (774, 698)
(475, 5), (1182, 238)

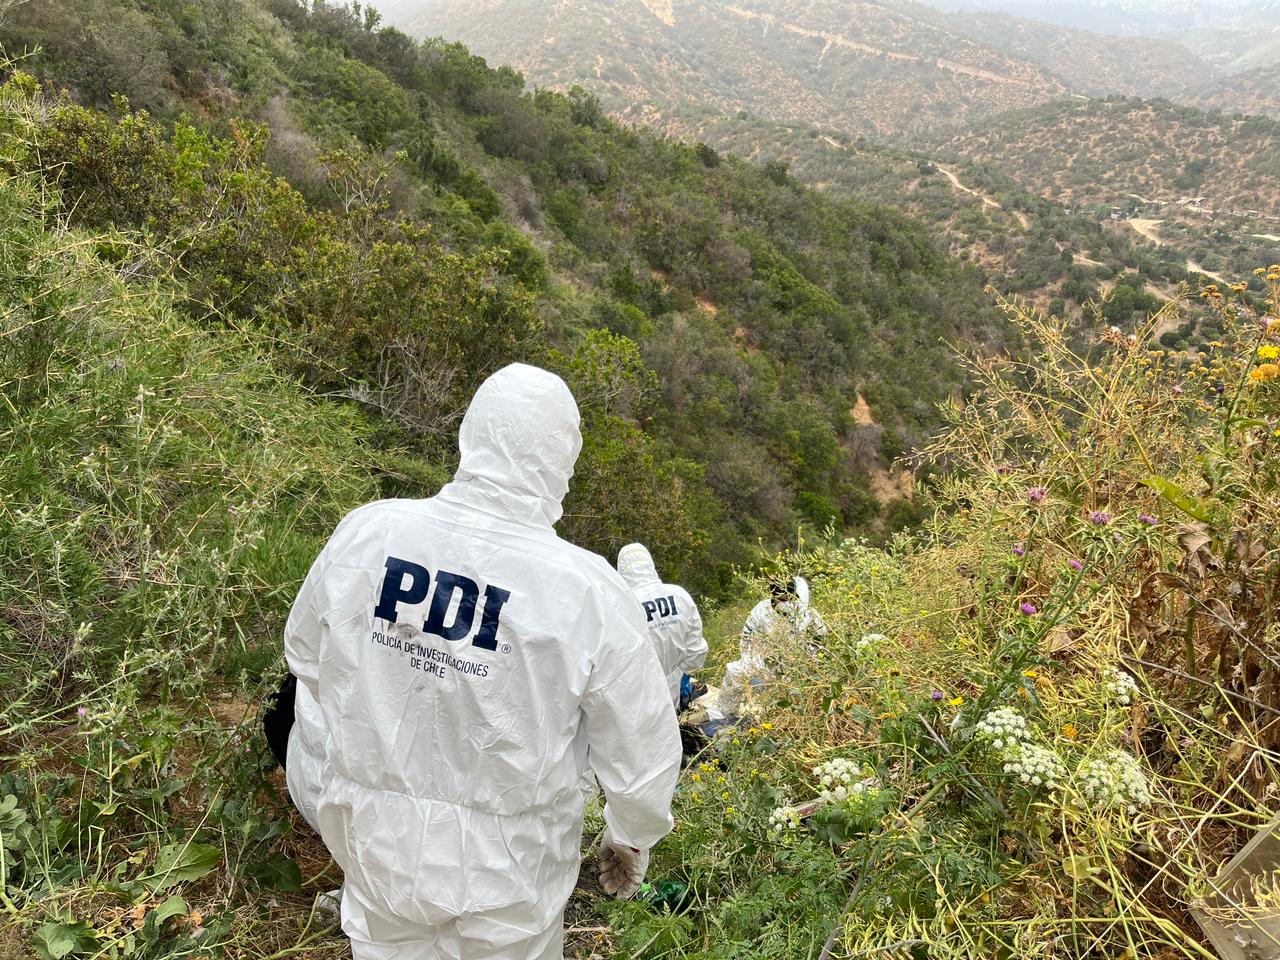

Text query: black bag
(261, 672), (297, 769)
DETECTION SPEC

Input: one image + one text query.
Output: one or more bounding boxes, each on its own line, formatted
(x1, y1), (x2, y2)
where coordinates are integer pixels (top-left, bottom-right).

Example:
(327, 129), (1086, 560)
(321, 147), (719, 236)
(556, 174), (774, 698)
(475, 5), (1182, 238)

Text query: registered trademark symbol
(500, 643), (512, 654)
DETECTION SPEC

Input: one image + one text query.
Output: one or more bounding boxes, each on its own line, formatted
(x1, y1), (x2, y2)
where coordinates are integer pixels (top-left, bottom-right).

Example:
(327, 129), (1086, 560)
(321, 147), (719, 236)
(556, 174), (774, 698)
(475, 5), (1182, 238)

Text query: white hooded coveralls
(284, 680), (324, 833)
(615, 544), (707, 709)
(284, 363), (682, 960)
(713, 577), (827, 719)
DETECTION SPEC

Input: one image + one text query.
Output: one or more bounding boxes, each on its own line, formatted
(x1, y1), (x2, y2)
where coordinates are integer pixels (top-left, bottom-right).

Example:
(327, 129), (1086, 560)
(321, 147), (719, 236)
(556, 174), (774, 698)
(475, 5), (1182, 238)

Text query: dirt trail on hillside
(1186, 261), (1226, 284)
(719, 3), (1045, 91)
(937, 166), (1030, 228)
(1128, 219), (1165, 246)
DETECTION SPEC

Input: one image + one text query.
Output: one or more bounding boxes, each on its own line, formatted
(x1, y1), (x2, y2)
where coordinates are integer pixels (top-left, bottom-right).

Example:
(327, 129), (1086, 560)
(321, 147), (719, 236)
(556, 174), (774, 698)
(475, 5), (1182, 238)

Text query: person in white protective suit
(615, 543), (708, 711)
(710, 576), (827, 721)
(284, 362), (682, 960)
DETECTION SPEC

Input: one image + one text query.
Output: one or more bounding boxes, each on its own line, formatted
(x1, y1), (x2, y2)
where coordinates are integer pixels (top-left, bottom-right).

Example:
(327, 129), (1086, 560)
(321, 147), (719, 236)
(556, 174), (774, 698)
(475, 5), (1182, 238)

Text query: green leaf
(247, 852), (303, 891)
(1141, 477), (1214, 523)
(1063, 854), (1101, 882)
(141, 842), (220, 893)
(32, 921), (100, 960)
(0, 794), (28, 851)
(149, 895), (188, 926)
(1230, 416), (1269, 430)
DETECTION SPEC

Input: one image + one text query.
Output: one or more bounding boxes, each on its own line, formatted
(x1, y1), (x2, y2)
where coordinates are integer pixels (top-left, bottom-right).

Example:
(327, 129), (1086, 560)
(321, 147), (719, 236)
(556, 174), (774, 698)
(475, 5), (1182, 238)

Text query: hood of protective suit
(794, 576), (810, 611)
(617, 543), (661, 589)
(777, 576), (810, 619)
(450, 363), (582, 527)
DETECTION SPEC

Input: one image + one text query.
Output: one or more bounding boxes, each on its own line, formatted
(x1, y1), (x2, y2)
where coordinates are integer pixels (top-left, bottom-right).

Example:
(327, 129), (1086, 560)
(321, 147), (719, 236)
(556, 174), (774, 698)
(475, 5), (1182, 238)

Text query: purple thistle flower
(1027, 487), (1047, 503)
(1020, 602), (1038, 615)
(1138, 514), (1157, 526)
(1089, 510), (1112, 526)
(1012, 544), (1026, 557)
(931, 690), (945, 701)
(1069, 559), (1084, 571)
(76, 706), (87, 717)
(995, 465), (1012, 475)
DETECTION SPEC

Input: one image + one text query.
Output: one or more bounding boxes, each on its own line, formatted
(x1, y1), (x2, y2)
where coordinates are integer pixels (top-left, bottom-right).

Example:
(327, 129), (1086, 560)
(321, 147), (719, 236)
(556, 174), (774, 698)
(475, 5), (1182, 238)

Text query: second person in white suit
(615, 543), (708, 711)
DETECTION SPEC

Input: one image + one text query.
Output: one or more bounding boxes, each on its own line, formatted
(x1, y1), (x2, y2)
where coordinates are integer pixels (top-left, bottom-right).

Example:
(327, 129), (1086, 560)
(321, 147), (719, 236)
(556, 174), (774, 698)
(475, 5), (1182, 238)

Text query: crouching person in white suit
(284, 363), (682, 960)
(710, 576), (827, 722)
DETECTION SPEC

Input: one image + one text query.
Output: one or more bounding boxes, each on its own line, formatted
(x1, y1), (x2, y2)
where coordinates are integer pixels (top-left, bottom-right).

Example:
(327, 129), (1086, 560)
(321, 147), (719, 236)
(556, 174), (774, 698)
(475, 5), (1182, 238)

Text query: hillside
(663, 109), (1199, 319)
(941, 97), (1280, 219)
(387, 0), (1073, 139)
(928, 0), (1279, 35)
(386, 0), (1230, 140)
(937, 9), (1210, 98)
(1188, 64), (1280, 120)
(1, 0), (1014, 593)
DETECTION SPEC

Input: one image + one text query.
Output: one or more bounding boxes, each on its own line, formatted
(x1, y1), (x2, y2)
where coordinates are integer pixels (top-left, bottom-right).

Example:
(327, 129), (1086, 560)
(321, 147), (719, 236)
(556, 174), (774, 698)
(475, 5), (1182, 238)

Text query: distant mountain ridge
(386, 0), (1093, 139)
(385, 0), (1280, 130)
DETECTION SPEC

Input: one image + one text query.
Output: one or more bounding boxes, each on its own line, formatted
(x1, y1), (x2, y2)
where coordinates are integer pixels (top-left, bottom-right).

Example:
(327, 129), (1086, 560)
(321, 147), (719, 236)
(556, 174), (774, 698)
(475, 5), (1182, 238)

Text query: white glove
(598, 826), (649, 899)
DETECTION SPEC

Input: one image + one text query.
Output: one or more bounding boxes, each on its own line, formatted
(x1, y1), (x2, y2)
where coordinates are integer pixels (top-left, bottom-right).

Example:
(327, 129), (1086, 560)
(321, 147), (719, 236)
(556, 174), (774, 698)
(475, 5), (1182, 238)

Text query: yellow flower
(1259, 345), (1280, 360)
(691, 773), (701, 782)
(721, 791), (730, 801)
(1022, 669), (1038, 679)
(761, 722), (773, 730)
(1256, 268), (1268, 276)
(1251, 364), (1280, 383)
(747, 727), (759, 736)
(726, 806), (736, 816)
(1232, 283), (1249, 293)
(948, 696), (964, 707)
(1063, 723), (1079, 740)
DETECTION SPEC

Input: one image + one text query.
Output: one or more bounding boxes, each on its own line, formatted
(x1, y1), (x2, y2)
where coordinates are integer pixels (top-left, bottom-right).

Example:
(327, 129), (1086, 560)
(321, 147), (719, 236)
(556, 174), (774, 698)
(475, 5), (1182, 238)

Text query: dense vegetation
(1190, 63), (1280, 121)
(663, 108), (1256, 345)
(1, 0), (1012, 595)
(940, 96), (1280, 219)
(634, 270), (1280, 959)
(5, 108), (1280, 952)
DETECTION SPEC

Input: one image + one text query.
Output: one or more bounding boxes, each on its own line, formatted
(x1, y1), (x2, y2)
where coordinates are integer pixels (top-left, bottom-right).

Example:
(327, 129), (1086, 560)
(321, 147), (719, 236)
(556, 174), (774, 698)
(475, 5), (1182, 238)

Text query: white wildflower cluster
(1002, 743), (1065, 789)
(974, 707), (1031, 750)
(853, 633), (887, 657)
(769, 805), (801, 834)
(812, 758), (879, 805)
(1102, 668), (1139, 706)
(1076, 750), (1152, 813)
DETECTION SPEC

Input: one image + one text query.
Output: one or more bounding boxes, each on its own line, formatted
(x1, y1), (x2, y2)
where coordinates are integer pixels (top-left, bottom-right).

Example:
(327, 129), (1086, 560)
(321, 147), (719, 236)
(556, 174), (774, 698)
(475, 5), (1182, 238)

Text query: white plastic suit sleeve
(584, 622), (681, 851)
(678, 600), (708, 675)
(284, 507), (367, 700)
(284, 547), (330, 701)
